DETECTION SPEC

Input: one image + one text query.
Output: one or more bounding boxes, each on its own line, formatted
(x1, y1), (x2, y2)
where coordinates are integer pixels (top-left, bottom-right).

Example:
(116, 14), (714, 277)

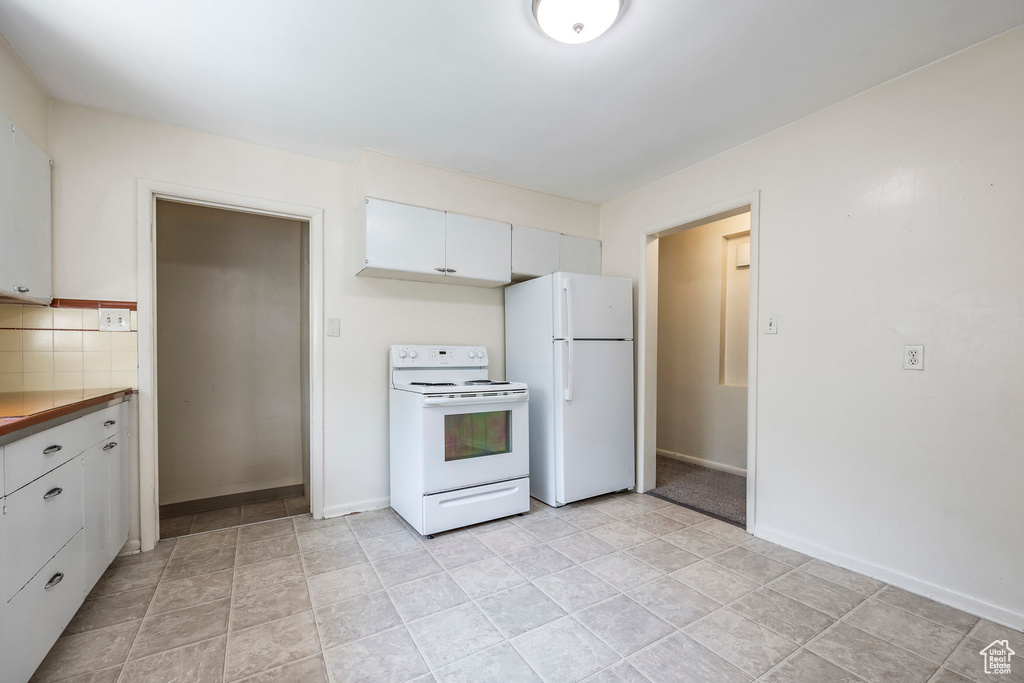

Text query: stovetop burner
(463, 380), (511, 386)
(410, 382), (457, 387)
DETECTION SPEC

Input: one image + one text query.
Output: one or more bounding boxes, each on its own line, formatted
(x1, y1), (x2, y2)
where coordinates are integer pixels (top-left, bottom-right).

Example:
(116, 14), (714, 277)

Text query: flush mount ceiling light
(533, 0), (623, 44)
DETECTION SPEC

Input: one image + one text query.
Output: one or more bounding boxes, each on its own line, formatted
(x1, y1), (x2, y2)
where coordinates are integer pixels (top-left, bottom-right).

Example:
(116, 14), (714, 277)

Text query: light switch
(99, 308), (131, 332)
(326, 318), (341, 337)
(763, 314), (778, 335)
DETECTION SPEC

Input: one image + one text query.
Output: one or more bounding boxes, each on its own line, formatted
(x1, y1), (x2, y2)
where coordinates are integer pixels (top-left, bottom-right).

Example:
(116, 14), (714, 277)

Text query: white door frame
(635, 191), (760, 531)
(136, 180), (325, 551)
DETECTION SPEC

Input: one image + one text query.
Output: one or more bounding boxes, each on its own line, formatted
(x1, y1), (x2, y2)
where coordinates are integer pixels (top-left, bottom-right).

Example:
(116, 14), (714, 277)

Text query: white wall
(155, 201), (304, 505)
(0, 33), (48, 152)
(657, 213), (749, 472)
(48, 104), (600, 519)
(601, 26), (1024, 627)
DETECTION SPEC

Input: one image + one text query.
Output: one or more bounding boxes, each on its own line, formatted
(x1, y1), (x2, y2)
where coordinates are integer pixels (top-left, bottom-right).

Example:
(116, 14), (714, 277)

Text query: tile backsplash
(0, 304), (138, 393)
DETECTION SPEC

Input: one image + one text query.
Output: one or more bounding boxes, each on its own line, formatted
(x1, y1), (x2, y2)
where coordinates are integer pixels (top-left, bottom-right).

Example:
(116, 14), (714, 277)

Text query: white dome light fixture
(533, 0), (624, 45)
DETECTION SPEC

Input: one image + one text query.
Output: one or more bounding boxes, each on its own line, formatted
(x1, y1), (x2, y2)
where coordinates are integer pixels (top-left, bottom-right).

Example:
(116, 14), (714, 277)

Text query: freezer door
(553, 340), (635, 504)
(553, 272), (633, 340)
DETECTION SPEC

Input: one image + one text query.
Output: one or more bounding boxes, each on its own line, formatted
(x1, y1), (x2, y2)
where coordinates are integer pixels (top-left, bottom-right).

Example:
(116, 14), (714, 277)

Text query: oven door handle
(423, 393), (528, 407)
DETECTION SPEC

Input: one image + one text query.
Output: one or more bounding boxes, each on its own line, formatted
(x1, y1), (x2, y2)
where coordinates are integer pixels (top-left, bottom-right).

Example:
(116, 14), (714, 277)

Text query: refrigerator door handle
(564, 281), (574, 401)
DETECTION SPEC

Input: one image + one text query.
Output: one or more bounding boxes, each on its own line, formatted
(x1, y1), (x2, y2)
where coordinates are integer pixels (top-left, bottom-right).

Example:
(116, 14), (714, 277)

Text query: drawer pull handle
(103, 442), (118, 451)
(43, 487), (63, 500)
(43, 445), (63, 454)
(104, 420), (117, 427)
(434, 267), (446, 272)
(44, 572), (64, 589)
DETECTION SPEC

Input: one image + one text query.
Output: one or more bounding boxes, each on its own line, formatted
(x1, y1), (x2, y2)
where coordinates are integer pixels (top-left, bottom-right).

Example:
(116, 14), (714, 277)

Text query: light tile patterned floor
(32, 492), (1023, 682)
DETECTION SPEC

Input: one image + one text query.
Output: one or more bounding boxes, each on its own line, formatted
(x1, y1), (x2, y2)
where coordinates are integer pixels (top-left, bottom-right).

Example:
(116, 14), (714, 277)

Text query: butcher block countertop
(0, 388), (134, 439)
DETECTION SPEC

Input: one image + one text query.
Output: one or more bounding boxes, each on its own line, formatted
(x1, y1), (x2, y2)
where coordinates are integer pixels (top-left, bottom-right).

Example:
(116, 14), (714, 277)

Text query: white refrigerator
(505, 272), (635, 507)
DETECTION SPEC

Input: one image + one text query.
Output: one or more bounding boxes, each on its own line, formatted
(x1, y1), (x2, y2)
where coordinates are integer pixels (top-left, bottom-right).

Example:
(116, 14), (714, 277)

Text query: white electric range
(389, 345), (530, 536)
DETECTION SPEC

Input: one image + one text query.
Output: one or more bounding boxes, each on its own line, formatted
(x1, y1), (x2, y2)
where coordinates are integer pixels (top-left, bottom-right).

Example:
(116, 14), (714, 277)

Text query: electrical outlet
(763, 314), (778, 335)
(99, 308), (131, 332)
(904, 345), (924, 370)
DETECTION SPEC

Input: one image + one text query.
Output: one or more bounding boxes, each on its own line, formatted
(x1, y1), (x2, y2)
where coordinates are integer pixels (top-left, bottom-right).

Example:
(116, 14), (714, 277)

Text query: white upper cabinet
(363, 198), (446, 277)
(559, 234), (602, 275)
(358, 198), (511, 288)
(444, 213), (511, 286)
(357, 197), (600, 287)
(0, 116), (52, 304)
(512, 225), (560, 281)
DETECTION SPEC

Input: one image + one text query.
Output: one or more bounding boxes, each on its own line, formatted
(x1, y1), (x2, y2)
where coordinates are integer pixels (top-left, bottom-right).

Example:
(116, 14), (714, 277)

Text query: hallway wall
(156, 201), (304, 504)
(657, 213), (750, 472)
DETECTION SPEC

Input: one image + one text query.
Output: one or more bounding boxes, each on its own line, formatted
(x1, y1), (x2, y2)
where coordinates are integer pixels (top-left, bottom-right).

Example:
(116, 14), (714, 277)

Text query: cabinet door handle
(16, 286), (29, 293)
(43, 445), (63, 455)
(434, 267), (446, 272)
(104, 420), (117, 427)
(43, 487), (63, 500)
(445, 268), (456, 273)
(103, 442), (118, 451)
(44, 572), (64, 589)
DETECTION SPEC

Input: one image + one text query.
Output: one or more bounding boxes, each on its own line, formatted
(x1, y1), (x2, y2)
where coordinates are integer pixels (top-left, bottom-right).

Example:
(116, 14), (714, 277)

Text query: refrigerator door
(553, 339), (635, 505)
(553, 272), (633, 340)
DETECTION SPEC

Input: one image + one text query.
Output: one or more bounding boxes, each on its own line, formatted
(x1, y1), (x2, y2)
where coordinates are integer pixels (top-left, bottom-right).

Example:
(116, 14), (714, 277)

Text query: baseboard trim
(323, 496), (391, 519)
(657, 449), (747, 477)
(754, 523), (1024, 631)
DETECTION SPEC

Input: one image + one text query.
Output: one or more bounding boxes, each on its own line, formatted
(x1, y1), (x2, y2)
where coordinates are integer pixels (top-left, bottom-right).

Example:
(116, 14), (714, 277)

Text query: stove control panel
(391, 345), (487, 368)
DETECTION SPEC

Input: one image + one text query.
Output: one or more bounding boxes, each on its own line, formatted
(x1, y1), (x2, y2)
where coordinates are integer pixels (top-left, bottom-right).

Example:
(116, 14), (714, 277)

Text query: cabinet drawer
(92, 403), (129, 444)
(4, 401), (129, 495)
(5, 456), (84, 601)
(4, 418), (90, 495)
(5, 532), (84, 683)
(422, 477), (529, 535)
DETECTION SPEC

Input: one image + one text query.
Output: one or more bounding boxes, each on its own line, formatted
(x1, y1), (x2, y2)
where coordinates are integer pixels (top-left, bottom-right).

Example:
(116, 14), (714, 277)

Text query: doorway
(649, 212), (750, 526)
(635, 193), (760, 531)
(154, 200), (310, 538)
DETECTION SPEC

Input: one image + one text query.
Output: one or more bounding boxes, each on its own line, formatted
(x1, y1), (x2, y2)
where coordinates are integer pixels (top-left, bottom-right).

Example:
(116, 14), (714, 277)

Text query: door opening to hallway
(154, 200), (311, 538)
(650, 211), (751, 527)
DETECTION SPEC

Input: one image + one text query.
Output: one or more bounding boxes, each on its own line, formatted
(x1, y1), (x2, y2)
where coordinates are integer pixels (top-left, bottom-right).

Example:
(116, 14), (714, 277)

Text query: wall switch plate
(904, 345), (924, 370)
(763, 314), (778, 334)
(326, 318), (341, 337)
(99, 308), (131, 332)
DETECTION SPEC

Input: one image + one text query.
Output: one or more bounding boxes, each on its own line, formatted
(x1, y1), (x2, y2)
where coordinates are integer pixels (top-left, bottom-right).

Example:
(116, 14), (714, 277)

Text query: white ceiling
(1, 1), (1022, 203)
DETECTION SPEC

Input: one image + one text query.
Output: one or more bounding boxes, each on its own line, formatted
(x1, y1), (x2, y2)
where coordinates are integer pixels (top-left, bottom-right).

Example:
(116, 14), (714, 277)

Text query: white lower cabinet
(82, 444), (110, 590)
(107, 435), (129, 559)
(2, 399), (133, 682)
(4, 533), (84, 683)
(4, 457), (84, 601)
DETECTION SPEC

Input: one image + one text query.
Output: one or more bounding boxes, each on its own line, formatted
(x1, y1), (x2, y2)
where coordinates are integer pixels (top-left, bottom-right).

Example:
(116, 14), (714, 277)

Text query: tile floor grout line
(925, 627), (974, 683)
(835, 592), (974, 673)
(113, 537), (177, 683)
(352, 513), (442, 680)
(221, 527), (243, 683)
(298, 512), (335, 683)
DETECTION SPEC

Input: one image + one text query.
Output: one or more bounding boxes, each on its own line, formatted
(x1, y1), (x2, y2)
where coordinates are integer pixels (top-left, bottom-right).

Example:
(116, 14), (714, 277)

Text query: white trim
(137, 179), (326, 552)
(755, 523), (1024, 631)
(323, 497), (391, 520)
(635, 191), (760, 532)
(656, 448), (747, 477)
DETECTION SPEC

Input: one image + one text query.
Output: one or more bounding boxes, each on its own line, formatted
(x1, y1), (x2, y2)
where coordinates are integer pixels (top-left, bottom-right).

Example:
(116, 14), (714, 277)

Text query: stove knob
(467, 350), (476, 359)
(409, 350), (418, 359)
(476, 349), (485, 359)
(398, 350), (407, 359)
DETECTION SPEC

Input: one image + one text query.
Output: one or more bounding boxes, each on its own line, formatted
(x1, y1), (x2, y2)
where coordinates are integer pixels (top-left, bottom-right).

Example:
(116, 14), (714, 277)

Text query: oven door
(421, 392), (529, 494)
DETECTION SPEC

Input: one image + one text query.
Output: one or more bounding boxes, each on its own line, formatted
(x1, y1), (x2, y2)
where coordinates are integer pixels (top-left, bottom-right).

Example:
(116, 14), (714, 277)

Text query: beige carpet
(649, 455), (746, 527)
